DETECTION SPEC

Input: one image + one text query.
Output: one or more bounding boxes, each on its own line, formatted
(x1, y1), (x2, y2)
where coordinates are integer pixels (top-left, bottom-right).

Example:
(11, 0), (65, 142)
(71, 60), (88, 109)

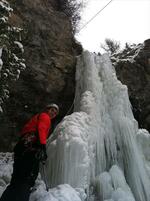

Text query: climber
(0, 103), (59, 201)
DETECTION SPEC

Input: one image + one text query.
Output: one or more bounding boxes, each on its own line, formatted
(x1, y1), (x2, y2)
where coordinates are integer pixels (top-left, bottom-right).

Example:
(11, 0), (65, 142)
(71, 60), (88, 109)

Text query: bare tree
(57, 0), (85, 34)
(101, 38), (120, 55)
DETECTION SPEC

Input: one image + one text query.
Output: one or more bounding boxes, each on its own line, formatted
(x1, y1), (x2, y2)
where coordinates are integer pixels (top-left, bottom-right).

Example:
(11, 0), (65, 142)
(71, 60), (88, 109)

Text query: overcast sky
(75, 0), (150, 53)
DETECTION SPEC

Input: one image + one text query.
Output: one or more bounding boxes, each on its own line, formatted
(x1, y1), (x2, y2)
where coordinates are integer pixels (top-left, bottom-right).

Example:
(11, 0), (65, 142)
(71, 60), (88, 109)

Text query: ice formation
(0, 51), (150, 201)
(46, 51), (150, 201)
(0, 153), (13, 197)
(0, 153), (85, 201)
(30, 182), (84, 201)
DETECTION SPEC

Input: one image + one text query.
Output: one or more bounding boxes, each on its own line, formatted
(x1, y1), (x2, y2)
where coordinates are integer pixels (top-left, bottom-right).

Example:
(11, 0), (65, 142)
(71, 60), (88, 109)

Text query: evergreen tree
(0, 0), (26, 112)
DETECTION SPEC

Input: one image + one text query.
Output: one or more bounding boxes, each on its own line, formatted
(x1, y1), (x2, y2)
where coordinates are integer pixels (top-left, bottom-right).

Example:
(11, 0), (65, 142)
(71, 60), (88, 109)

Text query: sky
(75, 0), (150, 53)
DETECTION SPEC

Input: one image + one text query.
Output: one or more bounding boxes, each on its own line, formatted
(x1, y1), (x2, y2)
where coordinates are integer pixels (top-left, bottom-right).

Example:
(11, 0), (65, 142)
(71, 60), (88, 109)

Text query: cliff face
(112, 39), (150, 132)
(0, 0), (82, 151)
(0, 0), (149, 152)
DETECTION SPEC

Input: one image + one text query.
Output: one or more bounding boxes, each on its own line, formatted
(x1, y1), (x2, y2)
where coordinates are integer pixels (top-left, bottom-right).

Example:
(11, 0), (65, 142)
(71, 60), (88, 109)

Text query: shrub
(101, 38), (120, 55)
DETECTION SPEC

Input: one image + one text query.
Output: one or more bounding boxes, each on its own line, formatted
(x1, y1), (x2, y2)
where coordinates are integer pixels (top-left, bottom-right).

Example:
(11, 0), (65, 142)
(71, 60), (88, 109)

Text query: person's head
(45, 103), (59, 119)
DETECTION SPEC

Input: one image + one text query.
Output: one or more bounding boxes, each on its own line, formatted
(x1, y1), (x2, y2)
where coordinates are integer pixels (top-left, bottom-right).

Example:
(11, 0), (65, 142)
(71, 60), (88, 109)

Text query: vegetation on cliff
(0, 0), (25, 112)
(58, 0), (85, 33)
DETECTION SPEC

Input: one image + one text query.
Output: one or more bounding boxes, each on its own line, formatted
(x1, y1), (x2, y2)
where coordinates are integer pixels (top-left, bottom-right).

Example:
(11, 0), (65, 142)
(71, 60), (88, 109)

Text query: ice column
(46, 51), (150, 201)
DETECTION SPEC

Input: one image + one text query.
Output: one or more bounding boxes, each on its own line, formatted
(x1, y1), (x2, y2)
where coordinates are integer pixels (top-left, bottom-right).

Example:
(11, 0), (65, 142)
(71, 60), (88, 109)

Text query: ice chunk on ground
(30, 183), (82, 201)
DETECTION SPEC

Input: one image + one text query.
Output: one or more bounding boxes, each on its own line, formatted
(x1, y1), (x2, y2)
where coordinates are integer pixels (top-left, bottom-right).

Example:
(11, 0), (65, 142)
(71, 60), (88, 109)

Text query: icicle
(46, 51), (150, 201)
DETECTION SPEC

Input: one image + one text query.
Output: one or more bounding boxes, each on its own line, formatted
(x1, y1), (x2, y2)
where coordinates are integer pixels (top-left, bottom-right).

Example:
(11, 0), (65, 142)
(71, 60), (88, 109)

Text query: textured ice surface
(46, 112), (90, 189)
(46, 51), (150, 201)
(0, 154), (84, 201)
(0, 153), (13, 196)
(30, 182), (83, 201)
(1, 51), (150, 201)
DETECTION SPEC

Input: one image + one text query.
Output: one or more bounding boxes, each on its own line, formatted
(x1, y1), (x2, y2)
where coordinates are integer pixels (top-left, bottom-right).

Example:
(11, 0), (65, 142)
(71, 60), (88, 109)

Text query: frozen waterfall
(46, 51), (150, 201)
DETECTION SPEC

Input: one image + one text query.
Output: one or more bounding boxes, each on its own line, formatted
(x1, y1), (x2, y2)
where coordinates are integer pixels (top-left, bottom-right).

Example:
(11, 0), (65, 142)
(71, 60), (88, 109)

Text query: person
(0, 103), (59, 201)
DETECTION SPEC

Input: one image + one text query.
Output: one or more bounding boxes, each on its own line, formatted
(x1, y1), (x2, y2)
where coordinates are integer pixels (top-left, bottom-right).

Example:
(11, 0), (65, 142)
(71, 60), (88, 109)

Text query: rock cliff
(0, 0), (82, 151)
(112, 39), (150, 131)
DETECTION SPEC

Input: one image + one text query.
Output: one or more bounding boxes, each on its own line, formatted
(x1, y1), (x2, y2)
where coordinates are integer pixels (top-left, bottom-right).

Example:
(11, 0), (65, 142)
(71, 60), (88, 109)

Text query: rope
(65, 99), (75, 116)
(79, 0), (114, 32)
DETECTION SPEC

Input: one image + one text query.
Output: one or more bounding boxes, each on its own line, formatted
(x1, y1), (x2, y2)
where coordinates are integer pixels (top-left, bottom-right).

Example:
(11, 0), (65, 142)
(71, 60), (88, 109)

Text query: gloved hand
(36, 144), (47, 164)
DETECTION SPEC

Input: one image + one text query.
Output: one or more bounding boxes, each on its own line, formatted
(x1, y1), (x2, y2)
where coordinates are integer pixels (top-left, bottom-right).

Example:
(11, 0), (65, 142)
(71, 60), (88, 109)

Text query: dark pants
(0, 140), (40, 201)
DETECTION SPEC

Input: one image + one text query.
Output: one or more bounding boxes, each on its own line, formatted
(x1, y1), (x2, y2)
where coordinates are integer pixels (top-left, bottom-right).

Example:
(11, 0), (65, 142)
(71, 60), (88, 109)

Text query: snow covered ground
(0, 153), (13, 197)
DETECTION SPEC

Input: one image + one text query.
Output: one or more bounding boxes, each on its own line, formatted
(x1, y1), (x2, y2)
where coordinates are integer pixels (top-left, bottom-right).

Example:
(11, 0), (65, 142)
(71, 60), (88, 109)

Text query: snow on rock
(0, 153), (13, 184)
(0, 16), (8, 23)
(111, 43), (144, 65)
(0, 0), (13, 13)
(14, 41), (24, 53)
(0, 153), (13, 196)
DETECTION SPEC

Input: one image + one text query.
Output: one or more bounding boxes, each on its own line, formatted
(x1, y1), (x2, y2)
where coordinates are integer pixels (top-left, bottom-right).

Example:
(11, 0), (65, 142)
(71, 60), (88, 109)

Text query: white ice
(46, 51), (150, 201)
(0, 51), (150, 201)
(0, 153), (84, 201)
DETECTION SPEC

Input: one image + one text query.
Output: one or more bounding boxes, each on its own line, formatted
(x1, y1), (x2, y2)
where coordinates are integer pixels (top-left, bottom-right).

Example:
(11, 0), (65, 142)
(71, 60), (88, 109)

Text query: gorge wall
(0, 0), (82, 151)
(113, 39), (150, 132)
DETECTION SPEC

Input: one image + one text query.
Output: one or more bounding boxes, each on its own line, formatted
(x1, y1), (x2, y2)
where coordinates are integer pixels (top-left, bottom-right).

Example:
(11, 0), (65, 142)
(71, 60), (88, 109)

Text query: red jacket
(21, 112), (51, 145)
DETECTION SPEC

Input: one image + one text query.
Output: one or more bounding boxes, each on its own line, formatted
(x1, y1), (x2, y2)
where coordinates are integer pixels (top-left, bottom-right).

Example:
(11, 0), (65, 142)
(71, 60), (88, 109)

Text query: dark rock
(0, 0), (82, 151)
(113, 39), (150, 132)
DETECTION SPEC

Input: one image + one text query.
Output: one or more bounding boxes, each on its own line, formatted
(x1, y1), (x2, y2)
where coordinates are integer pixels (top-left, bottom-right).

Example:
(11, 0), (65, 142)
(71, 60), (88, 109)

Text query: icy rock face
(47, 51), (150, 201)
(112, 39), (150, 132)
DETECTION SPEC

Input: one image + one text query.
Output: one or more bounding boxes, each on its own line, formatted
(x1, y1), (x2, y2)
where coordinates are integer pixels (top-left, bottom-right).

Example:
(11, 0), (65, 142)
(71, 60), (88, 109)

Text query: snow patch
(14, 41), (24, 53)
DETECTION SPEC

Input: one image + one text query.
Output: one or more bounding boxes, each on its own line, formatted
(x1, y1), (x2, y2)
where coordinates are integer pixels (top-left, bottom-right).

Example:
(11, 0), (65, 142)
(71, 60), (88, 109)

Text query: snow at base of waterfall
(0, 153), (86, 201)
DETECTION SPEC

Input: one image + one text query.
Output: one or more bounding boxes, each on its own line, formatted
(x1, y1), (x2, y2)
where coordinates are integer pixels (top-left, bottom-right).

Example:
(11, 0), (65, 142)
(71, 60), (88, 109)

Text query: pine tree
(0, 0), (26, 112)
